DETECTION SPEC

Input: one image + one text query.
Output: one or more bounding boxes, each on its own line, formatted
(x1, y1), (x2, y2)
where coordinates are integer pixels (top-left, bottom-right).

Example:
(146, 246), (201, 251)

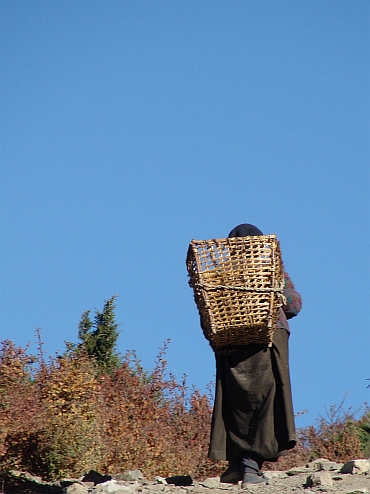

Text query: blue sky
(1, 0), (369, 429)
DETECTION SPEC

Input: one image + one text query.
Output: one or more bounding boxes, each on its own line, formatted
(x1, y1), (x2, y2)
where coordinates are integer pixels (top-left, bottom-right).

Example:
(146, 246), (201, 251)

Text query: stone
(218, 483), (239, 490)
(345, 489), (369, 494)
(305, 471), (333, 487)
(154, 476), (167, 484)
(199, 477), (220, 488)
(114, 470), (144, 481)
(92, 480), (132, 493)
(306, 459), (343, 471)
(332, 474), (344, 481)
(7, 469), (62, 492)
(341, 459), (370, 475)
(64, 484), (89, 494)
(165, 475), (193, 486)
(318, 460), (343, 471)
(286, 466), (310, 475)
(61, 478), (84, 488)
(82, 470), (112, 485)
(262, 471), (288, 480)
(306, 458), (331, 469)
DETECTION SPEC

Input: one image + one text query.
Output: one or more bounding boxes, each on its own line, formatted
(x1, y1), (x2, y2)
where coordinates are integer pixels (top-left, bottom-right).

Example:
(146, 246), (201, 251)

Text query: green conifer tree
(77, 295), (121, 373)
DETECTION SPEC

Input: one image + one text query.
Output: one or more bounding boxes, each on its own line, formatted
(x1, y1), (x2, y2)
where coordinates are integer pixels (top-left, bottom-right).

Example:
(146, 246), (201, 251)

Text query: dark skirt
(208, 329), (296, 462)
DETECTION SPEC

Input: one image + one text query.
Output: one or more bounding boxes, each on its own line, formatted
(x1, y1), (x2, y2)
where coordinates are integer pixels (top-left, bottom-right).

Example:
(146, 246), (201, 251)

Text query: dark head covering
(228, 223), (263, 238)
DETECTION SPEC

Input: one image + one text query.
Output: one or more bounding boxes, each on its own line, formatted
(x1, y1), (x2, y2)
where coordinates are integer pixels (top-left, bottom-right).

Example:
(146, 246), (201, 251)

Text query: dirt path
(5, 461), (370, 494)
(190, 471), (370, 494)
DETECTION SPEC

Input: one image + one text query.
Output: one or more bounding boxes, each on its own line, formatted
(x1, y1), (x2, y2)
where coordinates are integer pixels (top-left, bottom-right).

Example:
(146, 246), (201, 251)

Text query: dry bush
(1, 337), (368, 483)
(263, 437), (310, 472)
(265, 401), (369, 472)
(99, 342), (214, 479)
(34, 352), (104, 479)
(356, 409), (370, 458)
(0, 342), (105, 480)
(299, 397), (366, 463)
(0, 340), (42, 474)
(0, 337), (216, 481)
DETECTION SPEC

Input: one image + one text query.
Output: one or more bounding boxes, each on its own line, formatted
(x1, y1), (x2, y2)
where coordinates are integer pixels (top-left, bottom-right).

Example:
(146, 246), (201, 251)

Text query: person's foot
(241, 473), (266, 486)
(220, 462), (243, 483)
(241, 457), (266, 487)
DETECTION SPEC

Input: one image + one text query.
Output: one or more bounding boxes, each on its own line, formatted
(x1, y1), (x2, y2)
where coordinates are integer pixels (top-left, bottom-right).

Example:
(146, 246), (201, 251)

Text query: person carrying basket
(187, 223), (302, 486)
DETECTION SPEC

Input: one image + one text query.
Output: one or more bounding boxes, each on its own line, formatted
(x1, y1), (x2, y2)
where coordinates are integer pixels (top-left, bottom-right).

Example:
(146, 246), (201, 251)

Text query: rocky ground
(3, 459), (370, 494)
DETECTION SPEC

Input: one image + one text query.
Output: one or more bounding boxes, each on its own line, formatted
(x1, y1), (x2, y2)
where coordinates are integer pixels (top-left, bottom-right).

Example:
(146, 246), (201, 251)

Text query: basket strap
(189, 281), (282, 292)
(189, 281), (287, 305)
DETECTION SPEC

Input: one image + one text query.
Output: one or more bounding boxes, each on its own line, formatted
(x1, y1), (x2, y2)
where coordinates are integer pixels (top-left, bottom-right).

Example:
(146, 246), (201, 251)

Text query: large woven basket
(186, 235), (284, 348)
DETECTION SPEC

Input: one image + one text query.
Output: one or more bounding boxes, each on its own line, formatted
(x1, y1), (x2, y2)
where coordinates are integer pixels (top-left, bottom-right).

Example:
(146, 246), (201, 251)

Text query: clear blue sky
(1, 0), (369, 428)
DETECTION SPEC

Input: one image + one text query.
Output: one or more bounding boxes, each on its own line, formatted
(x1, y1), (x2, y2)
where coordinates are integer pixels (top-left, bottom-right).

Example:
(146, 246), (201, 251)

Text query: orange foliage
(0, 339), (368, 482)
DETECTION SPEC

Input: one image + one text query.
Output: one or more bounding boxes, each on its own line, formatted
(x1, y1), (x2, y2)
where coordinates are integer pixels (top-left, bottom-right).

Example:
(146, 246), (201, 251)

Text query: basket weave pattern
(186, 235), (284, 348)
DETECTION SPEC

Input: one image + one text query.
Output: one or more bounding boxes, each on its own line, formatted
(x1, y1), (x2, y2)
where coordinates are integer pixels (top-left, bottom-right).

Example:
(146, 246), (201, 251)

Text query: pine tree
(77, 295), (121, 373)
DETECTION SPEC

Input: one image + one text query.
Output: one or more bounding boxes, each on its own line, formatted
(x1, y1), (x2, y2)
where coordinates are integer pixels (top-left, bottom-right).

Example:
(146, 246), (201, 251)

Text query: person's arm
(282, 271), (302, 320)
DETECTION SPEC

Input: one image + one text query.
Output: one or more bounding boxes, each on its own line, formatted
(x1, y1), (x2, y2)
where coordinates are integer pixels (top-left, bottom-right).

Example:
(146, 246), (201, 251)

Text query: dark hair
(228, 223), (263, 238)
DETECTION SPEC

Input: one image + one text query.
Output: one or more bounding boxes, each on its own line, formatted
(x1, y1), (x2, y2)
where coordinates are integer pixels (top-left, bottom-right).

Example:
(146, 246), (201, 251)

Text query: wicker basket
(186, 235), (284, 348)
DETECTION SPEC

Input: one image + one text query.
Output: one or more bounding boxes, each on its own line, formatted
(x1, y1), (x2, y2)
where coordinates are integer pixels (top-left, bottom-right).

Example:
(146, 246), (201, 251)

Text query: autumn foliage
(0, 337), (216, 481)
(0, 298), (369, 482)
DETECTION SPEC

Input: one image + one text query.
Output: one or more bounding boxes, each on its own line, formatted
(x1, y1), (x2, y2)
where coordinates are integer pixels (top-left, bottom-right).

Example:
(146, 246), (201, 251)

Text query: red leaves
(0, 340), (214, 480)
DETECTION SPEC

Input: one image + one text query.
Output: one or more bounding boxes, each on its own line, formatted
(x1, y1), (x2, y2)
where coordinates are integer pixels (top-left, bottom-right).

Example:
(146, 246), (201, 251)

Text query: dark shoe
(241, 456), (265, 487)
(242, 473), (266, 486)
(220, 462), (243, 483)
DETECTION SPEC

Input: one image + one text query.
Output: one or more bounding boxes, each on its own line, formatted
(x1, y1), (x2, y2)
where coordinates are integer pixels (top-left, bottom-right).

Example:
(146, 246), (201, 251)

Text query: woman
(207, 224), (302, 486)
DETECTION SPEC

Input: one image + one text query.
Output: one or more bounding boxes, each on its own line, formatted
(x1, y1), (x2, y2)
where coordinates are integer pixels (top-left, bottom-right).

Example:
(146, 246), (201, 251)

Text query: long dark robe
(208, 328), (296, 462)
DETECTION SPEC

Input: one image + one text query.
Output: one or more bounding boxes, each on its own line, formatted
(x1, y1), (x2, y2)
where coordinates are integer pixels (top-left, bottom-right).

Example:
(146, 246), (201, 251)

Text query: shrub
(0, 337), (216, 481)
(298, 397), (367, 463)
(0, 322), (368, 482)
(356, 409), (370, 458)
(99, 342), (213, 478)
(34, 352), (103, 479)
(0, 340), (41, 474)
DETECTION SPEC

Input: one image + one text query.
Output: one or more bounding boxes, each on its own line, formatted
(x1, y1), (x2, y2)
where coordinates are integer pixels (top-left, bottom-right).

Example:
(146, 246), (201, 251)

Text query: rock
(321, 461), (343, 471)
(6, 469), (63, 493)
(313, 459), (343, 471)
(262, 470), (288, 480)
(199, 476), (221, 488)
(165, 475), (193, 486)
(306, 458), (331, 469)
(218, 484), (239, 491)
(82, 470), (112, 485)
(60, 478), (84, 488)
(332, 474), (344, 480)
(154, 476), (167, 484)
(305, 471), (333, 487)
(114, 470), (144, 481)
(341, 459), (370, 475)
(5, 460), (370, 494)
(63, 484), (89, 494)
(286, 466), (310, 475)
(92, 480), (133, 493)
(10, 470), (42, 484)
